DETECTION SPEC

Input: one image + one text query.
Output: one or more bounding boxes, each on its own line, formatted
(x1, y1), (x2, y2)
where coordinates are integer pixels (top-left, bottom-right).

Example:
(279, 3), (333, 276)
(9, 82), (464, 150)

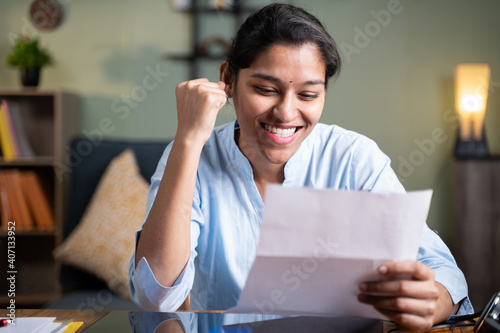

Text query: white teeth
(264, 124), (296, 137)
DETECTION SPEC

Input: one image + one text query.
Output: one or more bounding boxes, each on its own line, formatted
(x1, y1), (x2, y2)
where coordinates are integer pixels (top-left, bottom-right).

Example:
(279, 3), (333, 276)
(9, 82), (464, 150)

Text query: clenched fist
(174, 78), (228, 145)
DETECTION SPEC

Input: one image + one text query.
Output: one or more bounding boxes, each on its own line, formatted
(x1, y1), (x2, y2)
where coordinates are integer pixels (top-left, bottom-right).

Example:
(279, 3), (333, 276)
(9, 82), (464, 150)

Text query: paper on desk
(0, 317), (56, 333)
(229, 185), (433, 319)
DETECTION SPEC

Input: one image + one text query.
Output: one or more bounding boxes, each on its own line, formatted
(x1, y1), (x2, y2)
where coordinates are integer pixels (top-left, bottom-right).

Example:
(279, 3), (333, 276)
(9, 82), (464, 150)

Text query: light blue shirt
(129, 121), (473, 315)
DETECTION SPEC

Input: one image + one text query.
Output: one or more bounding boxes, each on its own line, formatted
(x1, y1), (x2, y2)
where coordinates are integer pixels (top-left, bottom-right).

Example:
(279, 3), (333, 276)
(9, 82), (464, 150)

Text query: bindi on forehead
(248, 72), (325, 87)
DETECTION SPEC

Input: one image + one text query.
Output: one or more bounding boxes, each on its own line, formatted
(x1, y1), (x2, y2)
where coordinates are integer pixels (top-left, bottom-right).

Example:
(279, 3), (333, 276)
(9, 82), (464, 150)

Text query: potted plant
(5, 36), (53, 87)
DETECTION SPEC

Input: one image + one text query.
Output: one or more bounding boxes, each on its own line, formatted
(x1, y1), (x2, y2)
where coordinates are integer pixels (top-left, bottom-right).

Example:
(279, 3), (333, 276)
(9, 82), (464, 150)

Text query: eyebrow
(249, 73), (325, 86)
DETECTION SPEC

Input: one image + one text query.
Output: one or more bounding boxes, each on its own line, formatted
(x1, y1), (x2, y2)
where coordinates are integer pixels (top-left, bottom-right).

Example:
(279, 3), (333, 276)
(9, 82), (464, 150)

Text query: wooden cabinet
(453, 159), (500, 310)
(0, 89), (79, 307)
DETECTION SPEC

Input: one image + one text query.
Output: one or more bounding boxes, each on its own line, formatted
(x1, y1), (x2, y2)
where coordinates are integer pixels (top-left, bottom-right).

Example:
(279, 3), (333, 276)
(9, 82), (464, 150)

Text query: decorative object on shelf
(169, 0), (234, 11)
(454, 63), (491, 159)
(29, 0), (64, 31)
(196, 36), (232, 57)
(210, 0), (234, 10)
(169, 0), (192, 11)
(5, 36), (53, 87)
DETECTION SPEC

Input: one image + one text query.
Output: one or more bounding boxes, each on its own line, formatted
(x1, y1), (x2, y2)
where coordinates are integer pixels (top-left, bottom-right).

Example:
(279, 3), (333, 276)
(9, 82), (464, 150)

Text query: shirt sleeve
(418, 227), (474, 315)
(128, 143), (203, 312)
(351, 137), (473, 315)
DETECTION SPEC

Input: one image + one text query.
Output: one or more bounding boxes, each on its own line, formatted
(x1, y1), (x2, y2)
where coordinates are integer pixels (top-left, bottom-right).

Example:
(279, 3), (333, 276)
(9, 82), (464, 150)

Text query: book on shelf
(1, 100), (21, 157)
(0, 170), (24, 230)
(22, 170), (55, 230)
(0, 101), (16, 161)
(0, 99), (36, 161)
(7, 169), (34, 230)
(5, 100), (35, 158)
(0, 169), (54, 231)
(0, 172), (12, 230)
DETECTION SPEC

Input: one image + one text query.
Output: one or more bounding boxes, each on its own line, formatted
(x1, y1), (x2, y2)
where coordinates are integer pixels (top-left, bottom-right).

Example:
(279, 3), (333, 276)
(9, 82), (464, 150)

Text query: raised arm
(135, 79), (227, 288)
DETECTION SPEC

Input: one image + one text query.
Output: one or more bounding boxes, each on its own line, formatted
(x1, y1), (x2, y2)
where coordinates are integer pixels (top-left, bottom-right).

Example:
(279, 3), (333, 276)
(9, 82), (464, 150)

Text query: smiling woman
(129, 3), (473, 332)
(226, 43), (327, 190)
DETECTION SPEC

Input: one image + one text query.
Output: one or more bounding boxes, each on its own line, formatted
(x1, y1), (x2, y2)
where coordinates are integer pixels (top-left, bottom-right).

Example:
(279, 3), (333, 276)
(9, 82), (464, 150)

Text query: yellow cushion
(54, 149), (148, 299)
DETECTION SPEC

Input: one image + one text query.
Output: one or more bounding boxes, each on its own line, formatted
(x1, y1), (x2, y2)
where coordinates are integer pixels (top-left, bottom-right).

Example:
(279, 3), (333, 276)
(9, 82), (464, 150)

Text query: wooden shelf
(0, 88), (66, 97)
(165, 0), (253, 79)
(0, 89), (79, 308)
(0, 156), (54, 167)
(0, 229), (56, 236)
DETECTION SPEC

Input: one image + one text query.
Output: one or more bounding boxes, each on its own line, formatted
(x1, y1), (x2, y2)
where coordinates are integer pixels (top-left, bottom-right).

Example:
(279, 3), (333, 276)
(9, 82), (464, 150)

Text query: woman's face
(230, 43), (326, 169)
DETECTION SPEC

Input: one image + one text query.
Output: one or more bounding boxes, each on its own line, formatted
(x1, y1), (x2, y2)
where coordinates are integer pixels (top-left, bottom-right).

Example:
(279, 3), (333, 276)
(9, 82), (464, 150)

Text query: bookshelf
(0, 89), (79, 307)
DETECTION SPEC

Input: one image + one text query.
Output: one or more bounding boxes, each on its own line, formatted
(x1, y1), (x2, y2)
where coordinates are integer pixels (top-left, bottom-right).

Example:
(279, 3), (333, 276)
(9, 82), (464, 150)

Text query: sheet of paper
(0, 317), (56, 333)
(229, 185), (433, 318)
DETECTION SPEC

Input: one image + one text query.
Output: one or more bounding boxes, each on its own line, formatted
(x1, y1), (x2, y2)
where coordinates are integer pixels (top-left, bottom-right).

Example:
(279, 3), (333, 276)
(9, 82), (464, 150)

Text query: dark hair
(226, 3), (341, 88)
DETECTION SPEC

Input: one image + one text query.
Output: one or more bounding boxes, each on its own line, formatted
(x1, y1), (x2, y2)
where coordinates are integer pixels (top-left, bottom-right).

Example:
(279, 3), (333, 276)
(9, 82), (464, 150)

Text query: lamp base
(454, 138), (489, 159)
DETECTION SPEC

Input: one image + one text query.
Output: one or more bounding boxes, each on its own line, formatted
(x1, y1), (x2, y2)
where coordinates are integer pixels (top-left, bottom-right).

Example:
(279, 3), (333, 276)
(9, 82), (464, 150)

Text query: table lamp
(454, 63), (491, 158)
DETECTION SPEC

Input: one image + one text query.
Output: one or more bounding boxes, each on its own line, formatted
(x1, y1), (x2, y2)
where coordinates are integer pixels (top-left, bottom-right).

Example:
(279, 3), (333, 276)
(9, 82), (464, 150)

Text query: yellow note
(63, 321), (84, 333)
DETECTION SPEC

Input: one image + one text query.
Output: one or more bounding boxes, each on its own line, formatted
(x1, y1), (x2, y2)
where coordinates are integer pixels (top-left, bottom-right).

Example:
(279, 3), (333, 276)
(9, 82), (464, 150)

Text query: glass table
(86, 311), (384, 332)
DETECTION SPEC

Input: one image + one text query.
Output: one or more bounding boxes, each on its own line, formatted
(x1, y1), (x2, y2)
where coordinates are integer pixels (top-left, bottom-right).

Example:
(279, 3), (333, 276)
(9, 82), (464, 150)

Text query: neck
(252, 160), (285, 184)
(235, 129), (285, 199)
(252, 161), (284, 201)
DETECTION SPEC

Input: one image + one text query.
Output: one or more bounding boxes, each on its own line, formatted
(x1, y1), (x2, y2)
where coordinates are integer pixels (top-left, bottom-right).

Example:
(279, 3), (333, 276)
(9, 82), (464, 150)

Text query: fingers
(359, 261), (439, 300)
(368, 307), (434, 332)
(358, 261), (440, 332)
(174, 78), (229, 144)
(360, 279), (439, 299)
(378, 261), (434, 281)
(177, 79), (225, 91)
(358, 294), (436, 317)
(177, 79), (226, 99)
(216, 80), (226, 91)
(358, 292), (437, 332)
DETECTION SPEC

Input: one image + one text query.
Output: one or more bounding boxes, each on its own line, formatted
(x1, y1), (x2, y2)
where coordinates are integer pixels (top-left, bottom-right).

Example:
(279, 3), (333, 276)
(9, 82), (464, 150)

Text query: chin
(261, 149), (296, 165)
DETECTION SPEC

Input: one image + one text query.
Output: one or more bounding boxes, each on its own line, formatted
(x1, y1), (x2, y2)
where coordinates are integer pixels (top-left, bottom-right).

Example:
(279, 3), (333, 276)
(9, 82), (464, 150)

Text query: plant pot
(20, 68), (41, 87)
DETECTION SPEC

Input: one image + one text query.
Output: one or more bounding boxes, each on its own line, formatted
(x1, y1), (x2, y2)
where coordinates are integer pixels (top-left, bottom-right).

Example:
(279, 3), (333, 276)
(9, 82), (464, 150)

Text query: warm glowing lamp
(454, 63), (491, 158)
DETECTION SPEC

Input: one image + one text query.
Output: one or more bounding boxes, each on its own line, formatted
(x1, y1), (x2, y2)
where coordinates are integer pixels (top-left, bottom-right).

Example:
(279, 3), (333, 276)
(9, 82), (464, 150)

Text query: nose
(273, 91), (297, 122)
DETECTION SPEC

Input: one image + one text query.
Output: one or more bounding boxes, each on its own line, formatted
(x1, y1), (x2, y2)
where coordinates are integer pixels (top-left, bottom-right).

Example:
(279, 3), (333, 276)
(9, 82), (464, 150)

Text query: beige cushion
(54, 149), (148, 299)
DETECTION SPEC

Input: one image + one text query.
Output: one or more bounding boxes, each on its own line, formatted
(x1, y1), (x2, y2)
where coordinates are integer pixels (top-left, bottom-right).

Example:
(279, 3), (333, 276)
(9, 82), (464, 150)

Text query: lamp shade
(454, 63), (491, 141)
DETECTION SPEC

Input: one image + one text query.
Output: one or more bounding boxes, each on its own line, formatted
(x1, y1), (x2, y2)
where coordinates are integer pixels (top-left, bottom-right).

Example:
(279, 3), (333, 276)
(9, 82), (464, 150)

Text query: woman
(130, 3), (472, 331)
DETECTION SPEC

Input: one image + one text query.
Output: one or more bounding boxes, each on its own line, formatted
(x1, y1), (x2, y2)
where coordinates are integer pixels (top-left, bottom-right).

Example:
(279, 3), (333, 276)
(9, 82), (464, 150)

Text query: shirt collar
(222, 120), (254, 181)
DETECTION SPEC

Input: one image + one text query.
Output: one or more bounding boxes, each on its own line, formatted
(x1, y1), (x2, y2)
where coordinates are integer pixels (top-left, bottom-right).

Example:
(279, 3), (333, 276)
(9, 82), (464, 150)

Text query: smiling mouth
(262, 123), (300, 138)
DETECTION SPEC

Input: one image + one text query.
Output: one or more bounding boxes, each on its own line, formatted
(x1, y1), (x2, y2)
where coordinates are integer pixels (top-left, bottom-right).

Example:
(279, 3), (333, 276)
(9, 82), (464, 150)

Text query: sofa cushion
(60, 138), (169, 292)
(55, 150), (150, 299)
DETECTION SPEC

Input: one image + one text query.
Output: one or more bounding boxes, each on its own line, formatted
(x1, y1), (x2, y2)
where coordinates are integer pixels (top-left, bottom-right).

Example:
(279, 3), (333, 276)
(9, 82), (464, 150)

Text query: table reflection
(129, 311), (383, 333)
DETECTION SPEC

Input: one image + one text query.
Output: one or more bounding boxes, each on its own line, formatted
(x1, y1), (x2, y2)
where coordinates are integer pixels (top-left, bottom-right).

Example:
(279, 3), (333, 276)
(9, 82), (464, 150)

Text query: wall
(1, 0), (499, 246)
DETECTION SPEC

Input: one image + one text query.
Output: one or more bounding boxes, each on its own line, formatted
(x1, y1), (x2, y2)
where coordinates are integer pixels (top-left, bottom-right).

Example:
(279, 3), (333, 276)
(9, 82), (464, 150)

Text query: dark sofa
(45, 137), (170, 309)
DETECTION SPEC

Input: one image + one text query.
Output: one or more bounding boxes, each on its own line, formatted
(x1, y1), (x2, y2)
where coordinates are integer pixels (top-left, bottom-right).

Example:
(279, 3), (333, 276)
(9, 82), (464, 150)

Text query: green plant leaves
(5, 36), (53, 69)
